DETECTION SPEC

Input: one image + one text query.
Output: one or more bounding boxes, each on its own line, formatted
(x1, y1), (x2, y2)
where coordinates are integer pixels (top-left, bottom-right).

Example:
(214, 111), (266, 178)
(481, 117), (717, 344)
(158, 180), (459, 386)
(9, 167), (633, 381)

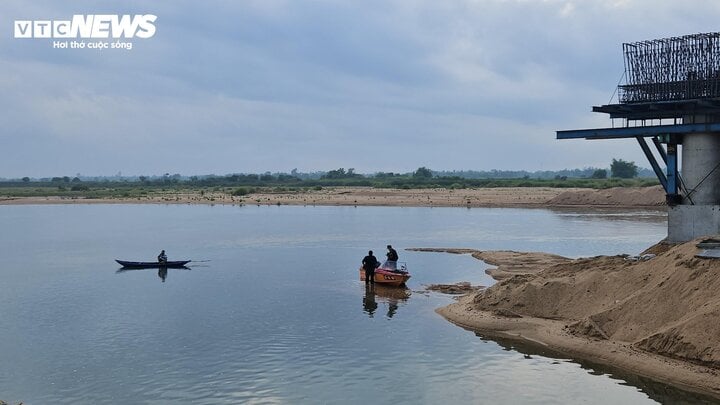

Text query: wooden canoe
(116, 260), (190, 268)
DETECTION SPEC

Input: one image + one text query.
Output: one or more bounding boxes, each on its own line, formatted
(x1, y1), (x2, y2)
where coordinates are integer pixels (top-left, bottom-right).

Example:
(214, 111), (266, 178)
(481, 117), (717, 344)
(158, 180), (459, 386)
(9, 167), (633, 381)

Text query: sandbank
(415, 243), (720, 399)
(0, 186), (666, 208)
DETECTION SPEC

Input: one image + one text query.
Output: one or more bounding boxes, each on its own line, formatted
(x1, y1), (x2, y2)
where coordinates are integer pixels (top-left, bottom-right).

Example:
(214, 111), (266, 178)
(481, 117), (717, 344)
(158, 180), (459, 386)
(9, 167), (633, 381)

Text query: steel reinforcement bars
(619, 32), (720, 103)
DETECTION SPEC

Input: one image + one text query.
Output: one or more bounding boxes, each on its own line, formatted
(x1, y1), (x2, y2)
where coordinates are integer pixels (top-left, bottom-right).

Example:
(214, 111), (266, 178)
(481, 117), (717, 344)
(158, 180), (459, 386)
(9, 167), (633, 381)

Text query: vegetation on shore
(0, 161), (658, 200)
(0, 177), (658, 200)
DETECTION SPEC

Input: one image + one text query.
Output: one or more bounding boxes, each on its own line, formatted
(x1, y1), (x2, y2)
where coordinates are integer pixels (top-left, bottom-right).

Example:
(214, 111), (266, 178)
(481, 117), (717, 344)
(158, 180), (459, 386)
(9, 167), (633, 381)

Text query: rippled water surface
(0, 204), (714, 403)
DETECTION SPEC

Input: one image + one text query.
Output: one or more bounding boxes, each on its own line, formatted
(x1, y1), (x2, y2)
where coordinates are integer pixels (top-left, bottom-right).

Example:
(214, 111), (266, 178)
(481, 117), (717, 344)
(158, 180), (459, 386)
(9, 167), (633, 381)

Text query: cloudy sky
(2, 1), (719, 177)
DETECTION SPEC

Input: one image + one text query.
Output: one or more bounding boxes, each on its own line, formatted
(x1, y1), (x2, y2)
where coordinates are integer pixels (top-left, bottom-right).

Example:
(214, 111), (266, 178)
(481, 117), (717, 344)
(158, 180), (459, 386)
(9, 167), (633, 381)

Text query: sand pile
(469, 241), (720, 367)
(435, 239), (720, 396)
(547, 186), (665, 206)
(470, 250), (571, 280)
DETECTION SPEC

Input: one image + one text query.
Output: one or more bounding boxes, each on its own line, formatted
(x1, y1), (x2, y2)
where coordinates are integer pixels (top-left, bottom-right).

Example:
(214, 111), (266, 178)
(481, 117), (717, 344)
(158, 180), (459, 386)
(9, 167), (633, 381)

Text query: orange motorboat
(359, 264), (411, 287)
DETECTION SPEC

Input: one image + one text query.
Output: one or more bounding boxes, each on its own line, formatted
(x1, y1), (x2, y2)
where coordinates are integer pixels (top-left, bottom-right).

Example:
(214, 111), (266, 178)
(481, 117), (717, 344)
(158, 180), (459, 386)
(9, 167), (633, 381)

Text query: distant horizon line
(1, 165), (655, 181)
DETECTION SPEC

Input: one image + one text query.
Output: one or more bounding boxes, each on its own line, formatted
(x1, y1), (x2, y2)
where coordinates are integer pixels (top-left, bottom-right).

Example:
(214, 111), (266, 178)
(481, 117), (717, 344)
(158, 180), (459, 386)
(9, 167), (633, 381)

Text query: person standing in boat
(158, 250), (167, 264)
(362, 250), (378, 284)
(384, 245), (399, 270)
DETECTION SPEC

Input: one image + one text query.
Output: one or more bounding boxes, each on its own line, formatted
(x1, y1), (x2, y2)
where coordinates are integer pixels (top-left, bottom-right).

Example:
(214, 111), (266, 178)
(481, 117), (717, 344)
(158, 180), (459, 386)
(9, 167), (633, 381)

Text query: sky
(2, 0), (720, 178)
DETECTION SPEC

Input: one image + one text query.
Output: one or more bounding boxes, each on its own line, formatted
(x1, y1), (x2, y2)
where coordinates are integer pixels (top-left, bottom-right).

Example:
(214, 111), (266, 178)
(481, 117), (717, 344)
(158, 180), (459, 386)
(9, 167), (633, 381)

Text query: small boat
(116, 260), (191, 268)
(359, 265), (411, 287)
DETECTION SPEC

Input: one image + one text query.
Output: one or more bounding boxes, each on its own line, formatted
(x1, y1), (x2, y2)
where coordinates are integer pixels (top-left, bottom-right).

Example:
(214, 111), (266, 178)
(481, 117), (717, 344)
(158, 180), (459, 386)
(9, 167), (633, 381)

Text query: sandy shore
(414, 244), (720, 399)
(0, 186), (666, 208)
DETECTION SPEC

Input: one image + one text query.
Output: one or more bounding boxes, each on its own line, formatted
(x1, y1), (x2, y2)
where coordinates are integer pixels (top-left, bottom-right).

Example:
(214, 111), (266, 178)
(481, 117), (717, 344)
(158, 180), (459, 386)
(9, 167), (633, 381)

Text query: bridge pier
(669, 126), (720, 242)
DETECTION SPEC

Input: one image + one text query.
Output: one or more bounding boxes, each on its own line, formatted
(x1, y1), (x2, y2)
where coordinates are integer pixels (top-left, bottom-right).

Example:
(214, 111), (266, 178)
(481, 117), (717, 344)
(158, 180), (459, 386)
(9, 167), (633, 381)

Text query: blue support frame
(636, 137), (667, 191)
(651, 137), (668, 164)
(666, 143), (679, 198)
(557, 122), (698, 204)
(556, 122), (720, 140)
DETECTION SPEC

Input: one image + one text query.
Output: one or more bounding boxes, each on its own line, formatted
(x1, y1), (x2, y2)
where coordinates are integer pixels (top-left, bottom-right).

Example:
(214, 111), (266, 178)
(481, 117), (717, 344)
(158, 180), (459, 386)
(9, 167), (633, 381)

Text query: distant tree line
(1, 159), (652, 187)
(432, 164), (651, 180)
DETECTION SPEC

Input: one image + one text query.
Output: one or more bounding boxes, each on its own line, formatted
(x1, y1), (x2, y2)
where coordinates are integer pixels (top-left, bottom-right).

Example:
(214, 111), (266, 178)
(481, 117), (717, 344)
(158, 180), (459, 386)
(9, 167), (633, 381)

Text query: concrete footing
(668, 205), (720, 242)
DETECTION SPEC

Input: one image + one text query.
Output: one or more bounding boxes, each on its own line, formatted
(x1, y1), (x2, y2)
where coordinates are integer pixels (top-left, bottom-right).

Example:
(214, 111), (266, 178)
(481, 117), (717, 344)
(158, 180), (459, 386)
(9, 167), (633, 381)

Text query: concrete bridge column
(668, 119), (720, 242)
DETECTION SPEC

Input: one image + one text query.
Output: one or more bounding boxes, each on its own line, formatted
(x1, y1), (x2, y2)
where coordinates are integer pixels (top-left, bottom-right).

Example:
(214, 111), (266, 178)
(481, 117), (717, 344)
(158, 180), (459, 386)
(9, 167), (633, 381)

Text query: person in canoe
(362, 250), (379, 284)
(384, 244), (399, 270)
(158, 250), (167, 264)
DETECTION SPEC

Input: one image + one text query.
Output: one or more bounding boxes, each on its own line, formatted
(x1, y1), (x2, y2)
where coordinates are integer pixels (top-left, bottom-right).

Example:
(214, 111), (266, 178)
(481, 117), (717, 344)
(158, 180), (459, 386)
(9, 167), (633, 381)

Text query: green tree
(413, 167), (433, 178)
(591, 169), (607, 179)
(21, 177), (30, 182)
(323, 168), (347, 179)
(375, 172), (396, 178)
(232, 187), (250, 196)
(610, 159), (638, 178)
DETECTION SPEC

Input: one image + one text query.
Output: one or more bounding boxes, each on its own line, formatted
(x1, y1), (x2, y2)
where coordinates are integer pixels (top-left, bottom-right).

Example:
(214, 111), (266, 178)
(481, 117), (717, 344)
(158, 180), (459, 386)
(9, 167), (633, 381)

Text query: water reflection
(362, 284), (411, 319)
(362, 284), (378, 317)
(547, 206), (667, 224)
(115, 266), (190, 282)
(475, 332), (719, 404)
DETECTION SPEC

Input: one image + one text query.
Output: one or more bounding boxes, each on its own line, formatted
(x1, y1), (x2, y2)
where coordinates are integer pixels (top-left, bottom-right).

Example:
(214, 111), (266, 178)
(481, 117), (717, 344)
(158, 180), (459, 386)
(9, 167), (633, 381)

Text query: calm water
(0, 204), (715, 404)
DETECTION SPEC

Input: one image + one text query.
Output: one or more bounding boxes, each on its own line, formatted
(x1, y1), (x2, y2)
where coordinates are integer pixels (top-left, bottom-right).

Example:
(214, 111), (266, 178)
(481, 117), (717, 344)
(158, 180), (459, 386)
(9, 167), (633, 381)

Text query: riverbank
(417, 242), (720, 399)
(0, 186), (666, 208)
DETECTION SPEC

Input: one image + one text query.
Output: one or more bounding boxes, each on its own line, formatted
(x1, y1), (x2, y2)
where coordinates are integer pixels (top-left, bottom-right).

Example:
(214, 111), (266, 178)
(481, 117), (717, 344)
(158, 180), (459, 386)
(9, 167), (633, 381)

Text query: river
(1, 204), (714, 404)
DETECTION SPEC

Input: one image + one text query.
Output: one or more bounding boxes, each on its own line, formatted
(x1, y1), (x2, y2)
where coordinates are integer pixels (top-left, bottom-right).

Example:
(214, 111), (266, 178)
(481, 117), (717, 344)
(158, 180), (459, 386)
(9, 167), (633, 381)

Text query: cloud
(1, 0), (719, 176)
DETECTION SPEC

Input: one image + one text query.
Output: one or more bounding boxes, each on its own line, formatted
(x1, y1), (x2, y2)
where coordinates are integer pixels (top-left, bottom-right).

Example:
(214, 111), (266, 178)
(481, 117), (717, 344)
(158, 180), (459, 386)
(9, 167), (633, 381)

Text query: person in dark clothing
(385, 245), (399, 270)
(158, 250), (167, 264)
(362, 250), (378, 284)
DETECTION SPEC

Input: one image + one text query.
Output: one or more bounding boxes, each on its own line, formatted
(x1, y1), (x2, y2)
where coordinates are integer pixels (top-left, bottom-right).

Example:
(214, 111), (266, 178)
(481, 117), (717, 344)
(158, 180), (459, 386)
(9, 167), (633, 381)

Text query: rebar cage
(620, 32), (720, 103)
